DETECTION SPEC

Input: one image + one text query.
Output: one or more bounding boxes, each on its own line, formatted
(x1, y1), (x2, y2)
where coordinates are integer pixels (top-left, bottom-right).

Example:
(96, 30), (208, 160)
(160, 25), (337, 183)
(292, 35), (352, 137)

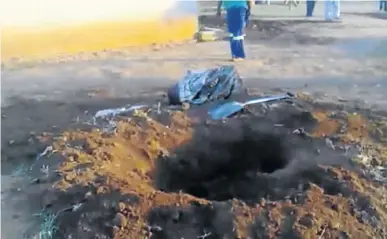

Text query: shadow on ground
(347, 12), (387, 20)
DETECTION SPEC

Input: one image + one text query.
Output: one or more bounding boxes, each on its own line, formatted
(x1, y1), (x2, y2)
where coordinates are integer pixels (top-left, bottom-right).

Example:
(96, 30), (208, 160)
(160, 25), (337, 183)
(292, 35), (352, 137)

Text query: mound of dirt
(33, 99), (387, 239)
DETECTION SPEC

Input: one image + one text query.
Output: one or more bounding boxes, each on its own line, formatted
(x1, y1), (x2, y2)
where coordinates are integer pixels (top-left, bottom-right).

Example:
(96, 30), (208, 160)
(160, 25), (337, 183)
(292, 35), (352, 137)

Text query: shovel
(208, 92), (294, 120)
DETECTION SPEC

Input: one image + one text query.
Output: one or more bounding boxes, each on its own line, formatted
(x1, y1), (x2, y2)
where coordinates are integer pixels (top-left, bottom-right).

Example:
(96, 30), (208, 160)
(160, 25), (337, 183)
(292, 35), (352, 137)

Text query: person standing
(306, 0), (316, 17)
(325, 0), (340, 21)
(217, 0), (254, 61)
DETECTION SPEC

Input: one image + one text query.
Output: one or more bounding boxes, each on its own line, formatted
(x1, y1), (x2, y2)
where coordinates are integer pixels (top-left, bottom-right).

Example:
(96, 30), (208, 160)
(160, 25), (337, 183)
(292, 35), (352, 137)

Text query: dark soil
(3, 94), (387, 239)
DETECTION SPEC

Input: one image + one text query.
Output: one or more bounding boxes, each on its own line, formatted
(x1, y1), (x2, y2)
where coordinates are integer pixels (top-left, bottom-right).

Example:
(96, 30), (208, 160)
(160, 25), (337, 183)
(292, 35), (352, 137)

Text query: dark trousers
(226, 7), (247, 59)
(306, 0), (316, 17)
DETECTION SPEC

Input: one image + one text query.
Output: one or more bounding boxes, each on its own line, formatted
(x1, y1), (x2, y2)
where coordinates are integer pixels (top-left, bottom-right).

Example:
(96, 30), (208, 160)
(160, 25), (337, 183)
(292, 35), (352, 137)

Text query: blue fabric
(306, 0), (316, 17)
(226, 6), (246, 59)
(223, 0), (248, 9)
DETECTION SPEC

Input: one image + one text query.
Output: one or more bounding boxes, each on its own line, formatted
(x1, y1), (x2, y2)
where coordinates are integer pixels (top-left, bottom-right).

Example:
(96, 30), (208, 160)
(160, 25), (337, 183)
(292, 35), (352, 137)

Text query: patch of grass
(33, 211), (58, 239)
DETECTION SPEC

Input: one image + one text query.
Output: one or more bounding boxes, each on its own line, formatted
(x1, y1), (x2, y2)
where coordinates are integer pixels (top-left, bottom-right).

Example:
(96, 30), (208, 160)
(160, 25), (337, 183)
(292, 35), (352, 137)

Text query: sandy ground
(1, 2), (387, 238)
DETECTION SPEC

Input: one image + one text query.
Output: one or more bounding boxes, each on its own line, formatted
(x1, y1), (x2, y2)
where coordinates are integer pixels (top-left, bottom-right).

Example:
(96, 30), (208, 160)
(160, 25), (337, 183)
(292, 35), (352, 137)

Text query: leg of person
(306, 0), (312, 16)
(324, 0), (329, 20)
(312, 0), (316, 15)
(384, 0), (387, 11)
(306, 0), (316, 17)
(380, 0), (384, 11)
(310, 0), (316, 16)
(235, 7), (246, 59)
(226, 9), (237, 60)
(226, 7), (246, 60)
(333, 0), (340, 19)
(324, 0), (333, 20)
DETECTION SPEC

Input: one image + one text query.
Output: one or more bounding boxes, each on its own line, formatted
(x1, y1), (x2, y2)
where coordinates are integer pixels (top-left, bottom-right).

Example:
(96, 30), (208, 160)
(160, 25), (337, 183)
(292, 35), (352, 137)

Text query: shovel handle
(243, 94), (290, 106)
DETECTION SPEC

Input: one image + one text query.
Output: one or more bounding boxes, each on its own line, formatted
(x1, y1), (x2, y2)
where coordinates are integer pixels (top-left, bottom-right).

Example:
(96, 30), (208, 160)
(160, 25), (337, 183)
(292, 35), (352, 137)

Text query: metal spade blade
(208, 92), (293, 120)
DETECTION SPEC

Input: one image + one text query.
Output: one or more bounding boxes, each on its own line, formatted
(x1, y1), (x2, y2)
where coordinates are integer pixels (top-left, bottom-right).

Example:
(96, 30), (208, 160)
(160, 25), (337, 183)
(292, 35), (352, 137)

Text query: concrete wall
(1, 0), (198, 60)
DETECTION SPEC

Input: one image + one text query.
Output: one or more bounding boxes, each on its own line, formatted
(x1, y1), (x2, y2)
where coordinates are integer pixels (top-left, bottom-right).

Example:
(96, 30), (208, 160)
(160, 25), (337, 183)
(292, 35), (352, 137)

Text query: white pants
(324, 0), (340, 20)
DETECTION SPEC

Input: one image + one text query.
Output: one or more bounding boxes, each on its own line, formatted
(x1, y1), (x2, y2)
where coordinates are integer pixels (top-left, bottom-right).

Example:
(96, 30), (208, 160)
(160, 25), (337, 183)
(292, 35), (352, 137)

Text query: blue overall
(306, 0), (316, 17)
(226, 6), (247, 59)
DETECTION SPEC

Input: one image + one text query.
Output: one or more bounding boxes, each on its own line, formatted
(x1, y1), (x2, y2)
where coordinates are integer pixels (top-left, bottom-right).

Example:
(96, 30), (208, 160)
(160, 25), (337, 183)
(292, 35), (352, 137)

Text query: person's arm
(217, 0), (223, 16)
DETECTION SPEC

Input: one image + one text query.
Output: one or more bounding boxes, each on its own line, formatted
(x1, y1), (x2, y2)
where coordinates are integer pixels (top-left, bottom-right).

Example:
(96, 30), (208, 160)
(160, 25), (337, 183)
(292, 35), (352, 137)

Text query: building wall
(1, 0), (198, 60)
